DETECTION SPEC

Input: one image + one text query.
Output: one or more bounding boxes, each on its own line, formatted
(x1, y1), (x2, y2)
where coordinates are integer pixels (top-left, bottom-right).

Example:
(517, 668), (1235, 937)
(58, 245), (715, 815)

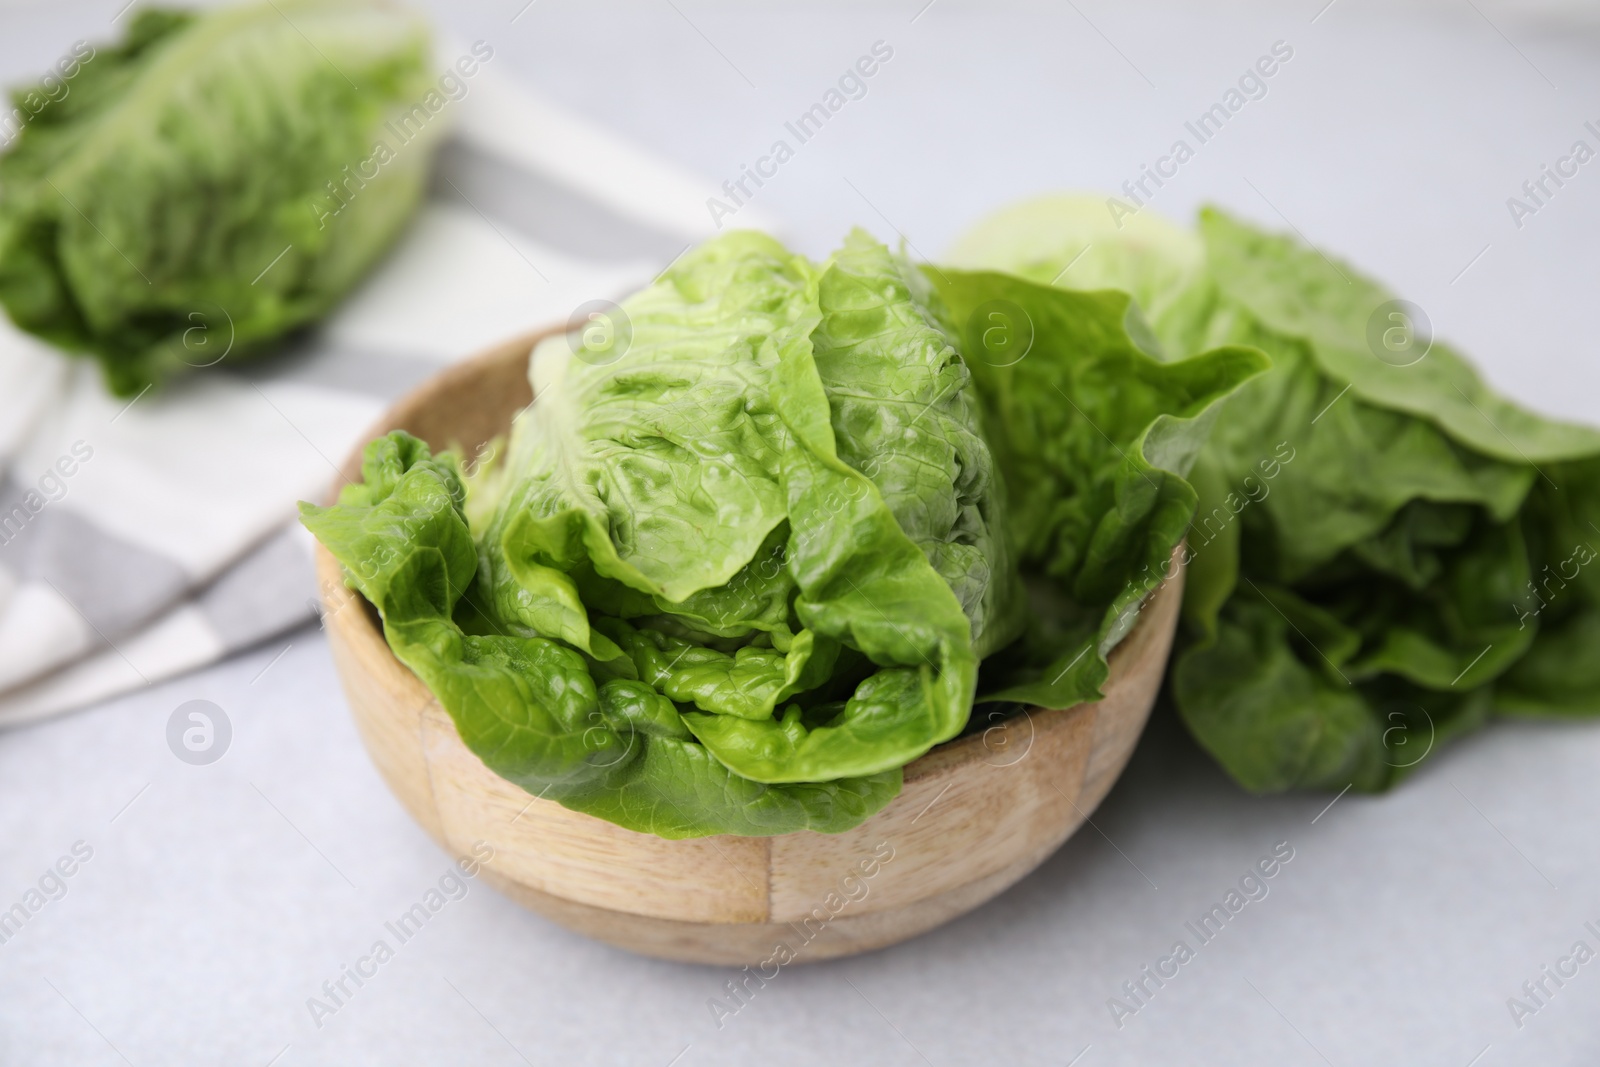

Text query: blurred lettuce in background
(951, 195), (1600, 793)
(0, 0), (442, 395)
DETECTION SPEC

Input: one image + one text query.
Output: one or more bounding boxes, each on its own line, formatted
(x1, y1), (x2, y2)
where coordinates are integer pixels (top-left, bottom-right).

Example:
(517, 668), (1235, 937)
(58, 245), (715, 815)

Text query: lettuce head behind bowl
(951, 194), (1600, 793)
(302, 229), (1264, 838)
(0, 1), (442, 396)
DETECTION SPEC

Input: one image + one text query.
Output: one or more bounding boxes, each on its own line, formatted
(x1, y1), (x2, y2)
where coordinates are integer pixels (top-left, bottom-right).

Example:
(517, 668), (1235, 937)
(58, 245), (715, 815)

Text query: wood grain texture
(316, 328), (1184, 965)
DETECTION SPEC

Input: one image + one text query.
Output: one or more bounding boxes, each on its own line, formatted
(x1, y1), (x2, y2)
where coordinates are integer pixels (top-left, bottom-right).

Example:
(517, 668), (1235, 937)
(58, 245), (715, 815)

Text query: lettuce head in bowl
(301, 229), (1265, 838)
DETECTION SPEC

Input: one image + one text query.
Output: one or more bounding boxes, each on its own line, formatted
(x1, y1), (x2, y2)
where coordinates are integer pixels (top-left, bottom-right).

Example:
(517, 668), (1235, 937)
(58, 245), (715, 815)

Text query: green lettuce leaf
(476, 231), (812, 612)
(0, 1), (440, 395)
(301, 431), (899, 839)
(1199, 210), (1600, 463)
(1495, 459), (1600, 716)
(680, 232), (987, 782)
(943, 193), (1210, 359)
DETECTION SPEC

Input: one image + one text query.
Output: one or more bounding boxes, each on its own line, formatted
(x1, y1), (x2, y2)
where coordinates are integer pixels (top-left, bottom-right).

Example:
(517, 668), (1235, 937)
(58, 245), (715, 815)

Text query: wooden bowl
(316, 328), (1184, 966)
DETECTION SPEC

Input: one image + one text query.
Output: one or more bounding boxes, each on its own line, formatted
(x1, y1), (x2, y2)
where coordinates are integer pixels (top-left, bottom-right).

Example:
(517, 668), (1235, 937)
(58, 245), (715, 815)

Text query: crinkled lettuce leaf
(680, 233), (991, 782)
(0, 2), (440, 395)
(950, 195), (1600, 791)
(302, 431), (899, 839)
(479, 231), (810, 609)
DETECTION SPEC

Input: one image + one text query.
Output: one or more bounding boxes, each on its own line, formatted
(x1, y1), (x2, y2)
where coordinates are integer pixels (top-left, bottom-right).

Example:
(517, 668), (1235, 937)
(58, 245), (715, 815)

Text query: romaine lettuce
(952, 195), (1600, 792)
(304, 228), (1263, 837)
(0, 2), (440, 395)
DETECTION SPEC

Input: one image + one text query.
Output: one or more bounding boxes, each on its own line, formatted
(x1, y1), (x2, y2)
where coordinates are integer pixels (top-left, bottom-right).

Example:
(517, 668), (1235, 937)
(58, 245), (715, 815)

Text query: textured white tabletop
(2, 2), (1598, 1065)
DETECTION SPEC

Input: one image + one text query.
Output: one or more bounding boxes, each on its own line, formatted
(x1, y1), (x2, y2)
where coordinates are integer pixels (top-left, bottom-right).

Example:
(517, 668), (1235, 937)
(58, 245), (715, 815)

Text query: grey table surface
(2, 1), (1599, 1064)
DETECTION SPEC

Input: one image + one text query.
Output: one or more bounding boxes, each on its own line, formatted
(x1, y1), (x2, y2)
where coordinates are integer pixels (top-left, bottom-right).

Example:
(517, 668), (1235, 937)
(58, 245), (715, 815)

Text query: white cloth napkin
(0, 66), (775, 727)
